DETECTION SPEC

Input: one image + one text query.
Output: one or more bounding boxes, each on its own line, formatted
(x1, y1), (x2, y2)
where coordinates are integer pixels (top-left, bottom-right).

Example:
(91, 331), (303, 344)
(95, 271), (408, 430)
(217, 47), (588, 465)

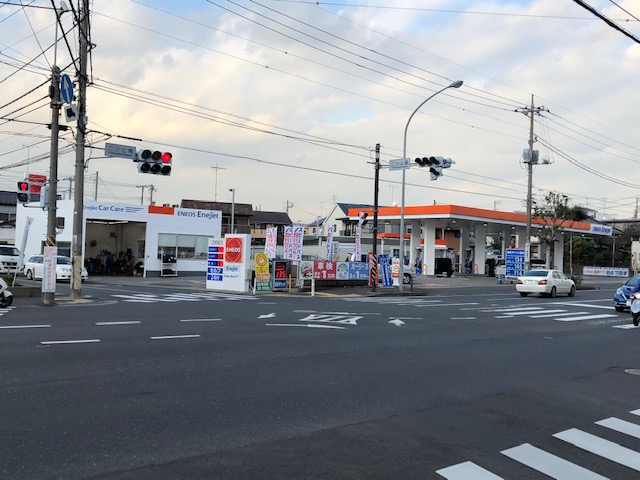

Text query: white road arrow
(258, 313), (277, 319)
(389, 319), (405, 327)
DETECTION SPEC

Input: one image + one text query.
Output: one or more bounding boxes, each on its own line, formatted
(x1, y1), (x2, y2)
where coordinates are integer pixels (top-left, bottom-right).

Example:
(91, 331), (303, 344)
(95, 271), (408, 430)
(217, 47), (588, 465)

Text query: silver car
(515, 269), (575, 298)
(23, 255), (88, 282)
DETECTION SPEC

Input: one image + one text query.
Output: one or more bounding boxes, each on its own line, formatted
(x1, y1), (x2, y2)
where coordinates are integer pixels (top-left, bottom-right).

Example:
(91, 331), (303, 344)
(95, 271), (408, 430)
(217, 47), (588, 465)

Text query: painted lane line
(150, 335), (201, 340)
(596, 417), (640, 439)
(529, 311), (588, 318)
(0, 324), (50, 329)
(258, 313), (277, 319)
(613, 324), (637, 329)
(265, 323), (345, 330)
(631, 408), (640, 417)
(554, 428), (640, 472)
(415, 302), (479, 307)
(180, 319), (221, 322)
(436, 460), (503, 479)
(501, 443), (607, 480)
(41, 339), (100, 345)
(554, 314), (618, 322)
(95, 321), (141, 326)
(450, 317), (476, 320)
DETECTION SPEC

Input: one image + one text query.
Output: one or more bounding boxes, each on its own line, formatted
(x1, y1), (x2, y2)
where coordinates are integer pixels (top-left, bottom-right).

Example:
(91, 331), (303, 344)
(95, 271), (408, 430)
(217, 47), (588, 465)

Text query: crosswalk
(343, 297), (623, 324)
(437, 408), (640, 479)
(475, 305), (619, 323)
(111, 292), (257, 303)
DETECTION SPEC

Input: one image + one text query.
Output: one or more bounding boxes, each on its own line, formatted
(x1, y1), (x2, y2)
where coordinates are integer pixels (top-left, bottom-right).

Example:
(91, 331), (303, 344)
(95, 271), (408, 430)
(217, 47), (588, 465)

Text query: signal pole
(70, 0), (90, 299)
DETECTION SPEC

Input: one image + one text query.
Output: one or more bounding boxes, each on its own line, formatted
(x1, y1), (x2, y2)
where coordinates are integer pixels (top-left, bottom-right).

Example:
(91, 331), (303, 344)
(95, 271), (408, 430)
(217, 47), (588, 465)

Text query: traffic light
(414, 156), (451, 180)
(358, 210), (369, 227)
(137, 149), (172, 176)
(17, 180), (30, 203)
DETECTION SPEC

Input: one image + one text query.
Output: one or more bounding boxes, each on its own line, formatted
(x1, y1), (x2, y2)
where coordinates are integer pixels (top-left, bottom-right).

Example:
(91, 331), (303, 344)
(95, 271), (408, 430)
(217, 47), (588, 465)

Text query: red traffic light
(161, 152), (172, 163)
(18, 181), (29, 192)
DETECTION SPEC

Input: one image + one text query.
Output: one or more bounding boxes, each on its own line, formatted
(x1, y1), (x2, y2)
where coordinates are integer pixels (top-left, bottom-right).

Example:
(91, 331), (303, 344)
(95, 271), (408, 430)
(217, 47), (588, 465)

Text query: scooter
(628, 292), (640, 327)
(0, 277), (13, 308)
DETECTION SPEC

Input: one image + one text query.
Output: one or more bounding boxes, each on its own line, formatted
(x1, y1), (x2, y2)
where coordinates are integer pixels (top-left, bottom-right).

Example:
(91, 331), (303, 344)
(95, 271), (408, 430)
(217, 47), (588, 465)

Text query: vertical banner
(254, 253), (270, 291)
(283, 225), (293, 260)
(354, 226), (361, 260)
(265, 227), (278, 258)
(325, 224), (335, 260)
(292, 224), (304, 262)
(42, 246), (57, 293)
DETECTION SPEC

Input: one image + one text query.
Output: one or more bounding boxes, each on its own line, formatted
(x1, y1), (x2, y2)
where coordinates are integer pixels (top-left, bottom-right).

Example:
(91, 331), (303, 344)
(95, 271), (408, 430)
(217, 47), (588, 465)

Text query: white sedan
(23, 255), (88, 282)
(515, 269), (575, 297)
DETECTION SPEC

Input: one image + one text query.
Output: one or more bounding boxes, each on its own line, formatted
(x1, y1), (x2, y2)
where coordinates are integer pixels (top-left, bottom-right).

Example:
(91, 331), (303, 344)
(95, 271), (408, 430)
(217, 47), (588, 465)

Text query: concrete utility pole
(371, 143), (380, 293)
(44, 1), (70, 305)
(70, 0), (90, 299)
(516, 95), (548, 272)
(137, 184), (146, 205)
(44, 64), (61, 306)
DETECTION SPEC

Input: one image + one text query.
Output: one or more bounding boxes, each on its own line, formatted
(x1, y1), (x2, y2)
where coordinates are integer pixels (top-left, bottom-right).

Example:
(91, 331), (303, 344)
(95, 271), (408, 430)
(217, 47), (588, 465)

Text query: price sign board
(505, 248), (525, 277)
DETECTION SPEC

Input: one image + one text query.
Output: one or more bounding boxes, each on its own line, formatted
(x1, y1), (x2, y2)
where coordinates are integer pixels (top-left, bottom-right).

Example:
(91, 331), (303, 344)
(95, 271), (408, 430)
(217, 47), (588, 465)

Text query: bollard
(497, 275), (502, 284)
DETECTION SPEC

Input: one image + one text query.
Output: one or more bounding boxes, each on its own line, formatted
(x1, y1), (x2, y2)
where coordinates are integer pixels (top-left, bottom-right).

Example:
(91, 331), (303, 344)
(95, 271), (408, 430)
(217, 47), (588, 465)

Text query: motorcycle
(0, 277), (13, 308)
(627, 292), (640, 326)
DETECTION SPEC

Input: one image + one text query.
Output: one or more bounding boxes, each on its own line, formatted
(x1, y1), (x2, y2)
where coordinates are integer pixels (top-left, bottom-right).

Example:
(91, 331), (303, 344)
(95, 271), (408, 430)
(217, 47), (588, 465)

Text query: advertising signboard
(206, 234), (251, 292)
(254, 253), (270, 291)
(505, 248), (525, 277)
(42, 246), (57, 293)
(313, 260), (336, 280)
(379, 254), (392, 287)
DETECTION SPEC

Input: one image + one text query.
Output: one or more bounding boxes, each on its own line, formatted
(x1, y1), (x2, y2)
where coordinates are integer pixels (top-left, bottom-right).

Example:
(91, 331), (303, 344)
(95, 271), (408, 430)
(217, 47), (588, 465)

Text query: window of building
(158, 234), (210, 260)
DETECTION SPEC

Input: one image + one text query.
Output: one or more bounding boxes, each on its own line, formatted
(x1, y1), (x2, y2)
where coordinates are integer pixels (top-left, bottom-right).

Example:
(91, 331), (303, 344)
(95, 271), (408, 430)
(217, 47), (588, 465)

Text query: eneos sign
(225, 237), (243, 263)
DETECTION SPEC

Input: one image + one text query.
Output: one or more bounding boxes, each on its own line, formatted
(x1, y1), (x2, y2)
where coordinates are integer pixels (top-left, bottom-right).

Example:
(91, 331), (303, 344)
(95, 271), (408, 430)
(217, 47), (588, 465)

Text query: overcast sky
(1, 0), (639, 223)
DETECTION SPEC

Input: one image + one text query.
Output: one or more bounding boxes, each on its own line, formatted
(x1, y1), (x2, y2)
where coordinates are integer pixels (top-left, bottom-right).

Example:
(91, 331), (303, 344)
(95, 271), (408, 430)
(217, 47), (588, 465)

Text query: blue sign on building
(379, 254), (392, 287)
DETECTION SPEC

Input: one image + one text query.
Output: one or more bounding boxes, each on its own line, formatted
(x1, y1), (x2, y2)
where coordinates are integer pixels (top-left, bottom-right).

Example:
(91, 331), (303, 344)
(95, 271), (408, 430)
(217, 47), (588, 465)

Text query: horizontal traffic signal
(137, 149), (172, 176)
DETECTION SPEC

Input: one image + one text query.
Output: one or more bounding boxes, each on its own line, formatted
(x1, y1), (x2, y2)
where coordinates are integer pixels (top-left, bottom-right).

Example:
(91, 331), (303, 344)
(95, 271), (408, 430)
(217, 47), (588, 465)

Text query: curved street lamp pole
(398, 80), (463, 291)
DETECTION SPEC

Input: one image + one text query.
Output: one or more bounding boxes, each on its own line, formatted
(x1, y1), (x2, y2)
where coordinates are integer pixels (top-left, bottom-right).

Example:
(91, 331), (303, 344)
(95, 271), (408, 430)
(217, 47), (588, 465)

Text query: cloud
(1, 0), (640, 220)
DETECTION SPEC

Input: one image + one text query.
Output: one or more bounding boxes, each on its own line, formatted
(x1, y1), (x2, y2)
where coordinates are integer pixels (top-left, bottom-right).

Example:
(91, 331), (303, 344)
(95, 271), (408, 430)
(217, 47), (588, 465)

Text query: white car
(515, 269), (575, 297)
(23, 255), (88, 282)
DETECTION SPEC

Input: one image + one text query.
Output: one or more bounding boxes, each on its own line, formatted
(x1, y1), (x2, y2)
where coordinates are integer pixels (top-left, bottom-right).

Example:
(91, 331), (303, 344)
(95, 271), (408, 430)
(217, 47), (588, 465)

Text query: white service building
(16, 200), (222, 277)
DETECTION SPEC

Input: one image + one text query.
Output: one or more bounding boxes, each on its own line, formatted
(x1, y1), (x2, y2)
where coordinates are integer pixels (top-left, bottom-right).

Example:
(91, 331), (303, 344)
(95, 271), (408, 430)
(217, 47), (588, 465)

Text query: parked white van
(0, 246), (21, 274)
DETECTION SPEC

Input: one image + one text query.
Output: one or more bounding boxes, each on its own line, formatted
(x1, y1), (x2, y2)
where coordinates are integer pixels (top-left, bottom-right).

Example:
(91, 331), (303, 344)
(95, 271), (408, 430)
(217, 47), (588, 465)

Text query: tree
(532, 191), (569, 268)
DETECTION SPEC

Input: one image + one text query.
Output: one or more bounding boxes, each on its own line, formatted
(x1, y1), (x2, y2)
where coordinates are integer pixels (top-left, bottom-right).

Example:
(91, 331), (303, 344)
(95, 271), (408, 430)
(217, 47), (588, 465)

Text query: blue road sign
(60, 74), (74, 104)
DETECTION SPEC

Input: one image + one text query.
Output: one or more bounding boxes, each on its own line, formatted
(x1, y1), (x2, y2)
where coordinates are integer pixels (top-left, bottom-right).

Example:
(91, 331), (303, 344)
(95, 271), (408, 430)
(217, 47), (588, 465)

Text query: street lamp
(398, 80), (463, 291)
(229, 188), (235, 234)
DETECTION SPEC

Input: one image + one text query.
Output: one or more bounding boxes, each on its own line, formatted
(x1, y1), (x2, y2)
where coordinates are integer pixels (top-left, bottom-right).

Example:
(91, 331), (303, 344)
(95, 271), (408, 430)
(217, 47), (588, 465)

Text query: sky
(1, 0), (640, 224)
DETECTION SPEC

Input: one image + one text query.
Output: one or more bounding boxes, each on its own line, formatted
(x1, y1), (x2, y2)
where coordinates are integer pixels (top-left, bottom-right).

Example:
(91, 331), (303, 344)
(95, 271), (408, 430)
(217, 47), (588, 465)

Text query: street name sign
(389, 158), (410, 170)
(105, 142), (137, 160)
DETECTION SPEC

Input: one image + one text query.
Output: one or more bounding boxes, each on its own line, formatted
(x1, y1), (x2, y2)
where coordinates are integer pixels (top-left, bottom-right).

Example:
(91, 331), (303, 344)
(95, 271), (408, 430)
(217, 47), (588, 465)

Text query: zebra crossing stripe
(482, 307), (544, 313)
(435, 460), (503, 479)
(613, 324), (637, 329)
(501, 443), (608, 479)
(596, 417), (640, 439)
(554, 428), (640, 472)
(529, 311), (587, 318)
(498, 309), (567, 317)
(554, 314), (618, 322)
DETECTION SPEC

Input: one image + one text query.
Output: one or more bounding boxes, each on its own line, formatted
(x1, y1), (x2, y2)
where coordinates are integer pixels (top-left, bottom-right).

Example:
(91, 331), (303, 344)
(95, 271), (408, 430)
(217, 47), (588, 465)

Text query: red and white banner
(265, 227), (277, 258)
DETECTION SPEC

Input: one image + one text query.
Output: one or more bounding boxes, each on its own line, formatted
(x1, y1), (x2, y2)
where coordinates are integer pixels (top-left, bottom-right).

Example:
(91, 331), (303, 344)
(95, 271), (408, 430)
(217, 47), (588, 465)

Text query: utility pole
(70, 0), (90, 299)
(44, 1), (69, 305)
(371, 143), (380, 293)
(136, 185), (146, 205)
(516, 95), (548, 272)
(149, 184), (156, 206)
(285, 200), (293, 216)
(211, 164), (226, 202)
(93, 171), (98, 200)
(44, 64), (61, 305)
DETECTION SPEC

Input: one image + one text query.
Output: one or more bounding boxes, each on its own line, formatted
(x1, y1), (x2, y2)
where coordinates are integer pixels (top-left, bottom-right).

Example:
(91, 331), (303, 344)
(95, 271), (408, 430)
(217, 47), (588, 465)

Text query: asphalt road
(2, 276), (639, 479)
